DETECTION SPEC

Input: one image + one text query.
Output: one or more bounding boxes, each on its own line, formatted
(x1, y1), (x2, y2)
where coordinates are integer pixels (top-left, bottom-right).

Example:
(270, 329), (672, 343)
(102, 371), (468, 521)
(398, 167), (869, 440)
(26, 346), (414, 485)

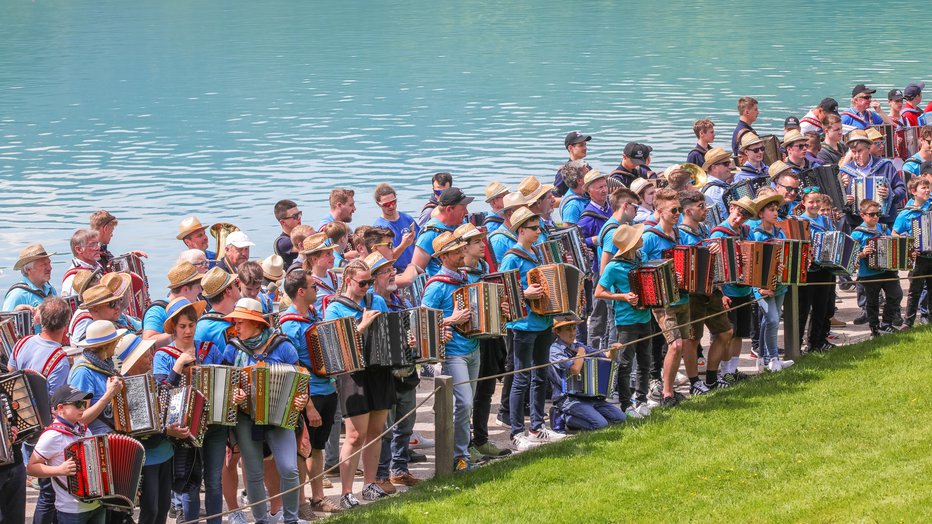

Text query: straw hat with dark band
(754, 194), (785, 214)
(81, 284), (121, 309)
(432, 232), (467, 257)
(846, 129), (872, 146)
(730, 196), (758, 217)
(782, 129), (808, 147)
(363, 252), (395, 274)
(484, 181), (509, 202)
(301, 233), (337, 256)
(13, 244), (58, 271)
(552, 313), (583, 331)
(509, 206), (539, 232)
(768, 160), (794, 180)
(201, 267), (239, 299)
(702, 147), (732, 170)
(167, 261), (203, 290)
(582, 169), (608, 190)
(224, 298), (269, 328)
(740, 132), (763, 151)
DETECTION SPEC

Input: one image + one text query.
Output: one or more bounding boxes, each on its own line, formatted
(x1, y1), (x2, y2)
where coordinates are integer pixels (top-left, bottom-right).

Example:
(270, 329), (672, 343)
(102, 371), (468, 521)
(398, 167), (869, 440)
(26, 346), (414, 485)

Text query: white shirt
(61, 259), (98, 298)
(33, 428), (102, 514)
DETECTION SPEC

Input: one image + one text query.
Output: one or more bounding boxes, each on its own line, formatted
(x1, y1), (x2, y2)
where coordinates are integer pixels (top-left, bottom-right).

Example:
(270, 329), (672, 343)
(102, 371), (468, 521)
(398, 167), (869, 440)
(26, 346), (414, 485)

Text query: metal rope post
(784, 284), (801, 360)
(433, 374), (455, 478)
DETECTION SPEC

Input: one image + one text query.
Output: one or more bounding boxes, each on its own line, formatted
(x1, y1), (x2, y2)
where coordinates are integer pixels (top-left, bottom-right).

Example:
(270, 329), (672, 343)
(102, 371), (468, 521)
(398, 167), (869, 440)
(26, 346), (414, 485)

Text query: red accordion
(663, 245), (714, 296)
(66, 433), (145, 512)
(629, 260), (680, 308)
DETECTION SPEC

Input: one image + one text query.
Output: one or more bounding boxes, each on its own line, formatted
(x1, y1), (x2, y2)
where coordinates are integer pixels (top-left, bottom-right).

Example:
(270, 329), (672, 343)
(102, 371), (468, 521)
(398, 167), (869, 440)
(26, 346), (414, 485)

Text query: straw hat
(509, 206), (539, 232)
(740, 132), (764, 151)
(81, 284), (120, 309)
(432, 232), (466, 257)
(77, 320), (127, 348)
(163, 297), (208, 334)
(782, 129), (808, 147)
(753, 194), (784, 213)
(115, 333), (156, 376)
(516, 176), (555, 204)
(72, 269), (98, 297)
(552, 313), (583, 332)
(13, 244), (58, 271)
(484, 181), (509, 202)
(845, 129), (871, 146)
(702, 147), (732, 170)
(101, 272), (132, 298)
(501, 192), (527, 212)
(201, 267), (239, 299)
(177, 216), (210, 240)
(167, 261), (203, 290)
(363, 252), (395, 274)
(630, 177), (655, 196)
(865, 127), (884, 143)
(582, 169), (608, 190)
(224, 298), (269, 328)
(261, 255), (285, 282)
(453, 223), (487, 242)
(730, 196), (758, 217)
(768, 160), (794, 180)
(301, 232), (337, 256)
(611, 224), (644, 256)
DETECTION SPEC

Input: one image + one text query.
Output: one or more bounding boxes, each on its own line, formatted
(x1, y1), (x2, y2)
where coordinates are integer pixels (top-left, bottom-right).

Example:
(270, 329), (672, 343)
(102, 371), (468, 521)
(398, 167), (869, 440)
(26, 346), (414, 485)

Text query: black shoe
(661, 395), (678, 408)
(892, 316), (904, 327)
(878, 324), (896, 334)
(409, 450), (428, 463)
(839, 282), (855, 291)
(853, 313), (868, 325)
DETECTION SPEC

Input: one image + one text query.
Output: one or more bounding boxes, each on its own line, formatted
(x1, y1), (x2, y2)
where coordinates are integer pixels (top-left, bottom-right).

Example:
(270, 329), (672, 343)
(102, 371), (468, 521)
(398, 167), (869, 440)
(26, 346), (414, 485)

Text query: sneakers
(228, 510), (249, 524)
(829, 317), (846, 327)
(322, 477), (333, 489)
(647, 379), (663, 403)
(390, 472), (422, 486)
(778, 358), (794, 369)
(878, 324), (896, 334)
(512, 433), (541, 451)
(298, 501), (318, 521)
(689, 380), (710, 396)
(766, 360), (782, 373)
(361, 482), (390, 501)
(853, 313), (868, 325)
(311, 497), (343, 513)
(475, 441), (511, 458)
(660, 395), (679, 408)
(749, 348), (759, 359)
(339, 493), (361, 509)
(624, 405), (644, 419)
(528, 427), (567, 443)
(374, 478), (397, 495)
(267, 510), (283, 523)
(697, 357), (707, 368)
(420, 364), (435, 378)
(633, 401), (652, 417)
(408, 450), (428, 463)
(409, 431), (435, 449)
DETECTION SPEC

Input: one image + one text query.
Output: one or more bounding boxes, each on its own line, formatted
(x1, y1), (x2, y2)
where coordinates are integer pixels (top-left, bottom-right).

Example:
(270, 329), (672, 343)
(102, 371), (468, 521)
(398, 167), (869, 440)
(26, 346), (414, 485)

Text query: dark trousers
(138, 459), (174, 524)
(799, 268), (835, 348)
(24, 443), (56, 524)
(648, 316), (665, 381)
(862, 271), (904, 329)
(0, 463), (25, 524)
(473, 338), (504, 447)
(497, 329), (514, 423)
(616, 322), (652, 408)
(906, 257), (932, 326)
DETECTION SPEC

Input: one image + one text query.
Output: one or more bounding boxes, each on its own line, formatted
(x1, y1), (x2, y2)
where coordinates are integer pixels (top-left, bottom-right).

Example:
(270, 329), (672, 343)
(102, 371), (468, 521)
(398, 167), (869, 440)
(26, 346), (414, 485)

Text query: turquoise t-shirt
(498, 245), (553, 332)
(598, 255), (651, 326)
(415, 218), (456, 276)
(851, 224), (890, 278)
(280, 305), (336, 396)
(559, 192), (590, 225)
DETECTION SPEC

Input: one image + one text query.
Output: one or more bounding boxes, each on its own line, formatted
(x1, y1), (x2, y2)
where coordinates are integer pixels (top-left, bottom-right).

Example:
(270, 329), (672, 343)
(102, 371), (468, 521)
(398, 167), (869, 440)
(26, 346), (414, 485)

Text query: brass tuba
(681, 163), (708, 190)
(210, 223), (240, 261)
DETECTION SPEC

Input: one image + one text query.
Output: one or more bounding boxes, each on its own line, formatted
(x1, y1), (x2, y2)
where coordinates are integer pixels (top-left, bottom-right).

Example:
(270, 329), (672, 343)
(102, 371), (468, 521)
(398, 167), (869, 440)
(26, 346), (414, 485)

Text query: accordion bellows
(66, 433), (145, 512)
(629, 259), (680, 308)
(547, 226), (593, 273)
(565, 357), (618, 399)
(663, 245), (714, 296)
(0, 370), (51, 443)
(776, 239), (811, 284)
(812, 231), (860, 275)
(242, 362), (310, 430)
(482, 269), (528, 322)
(188, 364), (243, 426)
(452, 282), (507, 338)
(109, 253), (151, 320)
(306, 317), (365, 376)
(867, 236), (912, 271)
(738, 241), (783, 290)
(701, 237), (740, 285)
(776, 217), (812, 241)
(527, 263), (585, 317)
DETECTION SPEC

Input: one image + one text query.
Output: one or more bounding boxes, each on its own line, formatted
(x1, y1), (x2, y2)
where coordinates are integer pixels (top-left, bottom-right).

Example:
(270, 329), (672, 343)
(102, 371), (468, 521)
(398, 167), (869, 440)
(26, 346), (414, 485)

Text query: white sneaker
(674, 372), (689, 387)
(512, 433), (540, 451)
(634, 402), (652, 417)
(228, 511), (249, 524)
(624, 406), (644, 419)
(267, 510), (283, 523)
(409, 431), (435, 449)
(766, 360), (782, 373)
(528, 427), (566, 443)
(779, 358), (795, 369)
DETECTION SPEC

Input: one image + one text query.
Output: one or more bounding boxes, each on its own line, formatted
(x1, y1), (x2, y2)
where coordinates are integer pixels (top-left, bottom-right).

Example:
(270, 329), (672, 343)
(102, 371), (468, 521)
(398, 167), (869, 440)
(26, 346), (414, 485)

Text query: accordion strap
(598, 223), (620, 245)
(504, 248), (538, 264)
(278, 313), (312, 324)
(197, 341), (214, 363)
(644, 226), (678, 244)
(156, 345), (183, 360)
(71, 359), (119, 378)
(482, 214), (504, 226)
(579, 209), (610, 221)
(841, 110), (869, 126)
(710, 225), (738, 237)
(5, 282), (48, 300)
(424, 275), (461, 288)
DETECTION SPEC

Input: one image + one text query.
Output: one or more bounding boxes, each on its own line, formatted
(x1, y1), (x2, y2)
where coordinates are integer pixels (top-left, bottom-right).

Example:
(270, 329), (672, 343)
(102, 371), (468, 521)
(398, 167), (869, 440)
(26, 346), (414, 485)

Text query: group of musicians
(2, 80), (932, 523)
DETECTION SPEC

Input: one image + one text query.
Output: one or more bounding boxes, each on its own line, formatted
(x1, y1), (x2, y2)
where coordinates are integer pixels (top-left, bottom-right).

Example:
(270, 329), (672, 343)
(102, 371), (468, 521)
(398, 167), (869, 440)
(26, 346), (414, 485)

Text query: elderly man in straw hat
(700, 146), (736, 222)
(480, 181), (510, 233)
(411, 187), (473, 276)
(141, 261), (204, 348)
(177, 216), (218, 268)
(558, 160), (591, 226)
(3, 244), (58, 327)
(68, 280), (127, 345)
(61, 229), (104, 298)
(841, 129), (905, 228)
(733, 133), (769, 183)
(782, 129), (821, 174)
(194, 267), (241, 357)
(577, 169), (613, 266)
(498, 206), (565, 450)
(488, 191), (527, 263)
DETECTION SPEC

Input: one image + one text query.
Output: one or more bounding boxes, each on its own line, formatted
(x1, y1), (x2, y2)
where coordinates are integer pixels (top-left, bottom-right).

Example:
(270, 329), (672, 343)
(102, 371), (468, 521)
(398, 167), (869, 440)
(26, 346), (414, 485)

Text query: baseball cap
(920, 160), (932, 175)
(564, 131), (592, 148)
(905, 82), (925, 99)
(51, 384), (93, 407)
(226, 231), (255, 248)
(819, 97), (839, 114)
(623, 142), (652, 166)
(784, 116), (801, 129)
(437, 187), (474, 207)
(888, 89), (904, 101)
(851, 84), (877, 97)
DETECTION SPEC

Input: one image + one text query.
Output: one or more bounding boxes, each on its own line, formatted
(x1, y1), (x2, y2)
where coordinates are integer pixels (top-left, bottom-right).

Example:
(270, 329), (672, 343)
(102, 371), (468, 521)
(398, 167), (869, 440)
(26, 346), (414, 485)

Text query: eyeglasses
(746, 147), (764, 153)
(862, 211), (881, 217)
(193, 261), (209, 268)
(374, 241), (394, 249)
(801, 187), (821, 194)
(872, 141), (884, 147)
(668, 207), (682, 214)
(82, 242), (101, 249)
(284, 211), (303, 221)
(378, 199), (397, 208)
(777, 183), (800, 193)
(354, 278), (374, 287)
(67, 400), (89, 409)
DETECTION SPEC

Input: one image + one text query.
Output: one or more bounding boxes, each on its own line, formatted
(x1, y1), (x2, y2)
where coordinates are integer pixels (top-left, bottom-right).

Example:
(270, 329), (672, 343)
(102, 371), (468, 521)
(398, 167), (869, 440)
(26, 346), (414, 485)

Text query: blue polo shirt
(421, 268), (479, 357)
(374, 212), (419, 271)
(597, 217), (621, 266)
(748, 225), (787, 297)
(2, 277), (57, 333)
(415, 218), (456, 276)
(851, 224), (890, 277)
(498, 245), (553, 332)
(489, 228), (518, 264)
(710, 221), (752, 298)
(559, 192), (590, 225)
(640, 225), (687, 306)
(280, 305), (335, 396)
(142, 302), (169, 333)
(840, 107), (884, 130)
(195, 313), (233, 364)
(599, 255), (651, 326)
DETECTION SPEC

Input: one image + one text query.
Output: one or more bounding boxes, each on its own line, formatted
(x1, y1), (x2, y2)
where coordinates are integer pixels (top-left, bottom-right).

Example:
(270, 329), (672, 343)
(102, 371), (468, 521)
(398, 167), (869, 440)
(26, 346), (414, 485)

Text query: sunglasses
(791, 143), (810, 149)
(107, 301), (121, 309)
(856, 95), (873, 100)
(801, 186), (821, 194)
(374, 241), (395, 249)
(522, 225), (542, 231)
(378, 199), (397, 208)
(67, 400), (89, 409)
(862, 211), (881, 217)
(714, 161), (732, 168)
(354, 278), (374, 287)
(284, 211), (303, 221)
(777, 183), (800, 193)
(746, 146), (764, 153)
(737, 209), (753, 218)
(668, 207), (683, 214)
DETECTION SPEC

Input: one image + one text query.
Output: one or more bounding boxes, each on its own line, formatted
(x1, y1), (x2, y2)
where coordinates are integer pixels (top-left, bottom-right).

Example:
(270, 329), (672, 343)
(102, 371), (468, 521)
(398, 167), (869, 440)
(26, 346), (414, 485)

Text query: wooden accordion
(452, 282), (507, 338)
(800, 165), (846, 209)
(663, 245), (714, 296)
(364, 310), (417, 367)
(629, 260), (680, 308)
(701, 237), (741, 285)
(161, 385), (208, 446)
(109, 253), (151, 320)
(910, 212), (932, 253)
(66, 433), (145, 512)
(527, 263), (585, 317)
(850, 176), (890, 215)
(565, 357), (618, 399)
(188, 364), (244, 426)
(776, 216), (812, 241)
(812, 231), (861, 275)
(867, 236), (912, 271)
(111, 373), (162, 437)
(0, 310), (34, 340)
(407, 306), (445, 363)
(306, 317), (365, 376)
(0, 370), (52, 443)
(723, 177), (769, 207)
(0, 397), (14, 466)
(737, 241), (783, 290)
(533, 240), (563, 266)
(549, 226), (593, 273)
(482, 269), (528, 322)
(776, 239), (811, 284)
(242, 362), (310, 430)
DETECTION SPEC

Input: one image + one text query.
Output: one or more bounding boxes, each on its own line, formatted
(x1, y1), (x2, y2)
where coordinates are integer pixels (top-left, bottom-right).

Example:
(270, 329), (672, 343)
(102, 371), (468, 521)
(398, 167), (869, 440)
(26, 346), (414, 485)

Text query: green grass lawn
(332, 327), (932, 523)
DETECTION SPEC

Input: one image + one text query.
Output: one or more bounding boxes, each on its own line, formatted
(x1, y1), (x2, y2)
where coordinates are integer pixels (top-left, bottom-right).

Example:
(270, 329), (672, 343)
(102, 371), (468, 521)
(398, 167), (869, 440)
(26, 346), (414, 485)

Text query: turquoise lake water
(2, 0), (930, 288)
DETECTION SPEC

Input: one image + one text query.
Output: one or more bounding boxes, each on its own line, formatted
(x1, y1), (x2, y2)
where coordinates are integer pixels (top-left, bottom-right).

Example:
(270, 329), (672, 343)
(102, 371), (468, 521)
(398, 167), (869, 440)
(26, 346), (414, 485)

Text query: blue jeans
(377, 385), (417, 478)
(234, 415), (300, 524)
(24, 443), (56, 524)
(181, 425), (227, 524)
(57, 507), (106, 524)
(509, 329), (552, 437)
(442, 350), (480, 460)
(561, 397), (626, 431)
(758, 293), (785, 364)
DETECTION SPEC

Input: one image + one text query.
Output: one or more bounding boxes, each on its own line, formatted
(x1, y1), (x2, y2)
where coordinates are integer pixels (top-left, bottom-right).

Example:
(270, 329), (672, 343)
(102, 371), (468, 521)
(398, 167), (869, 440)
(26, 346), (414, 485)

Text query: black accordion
(759, 134), (782, 165)
(776, 239), (811, 284)
(482, 269), (528, 322)
(0, 370), (51, 443)
(66, 433), (145, 512)
(663, 245), (714, 296)
(629, 260), (680, 308)
(364, 310), (418, 367)
(737, 241), (783, 290)
(306, 317), (365, 376)
(812, 231), (860, 275)
(549, 226), (593, 274)
(723, 177), (770, 207)
(800, 165), (846, 209)
(0, 397), (14, 466)
(527, 263), (585, 317)
(452, 282), (507, 338)
(700, 237), (741, 285)
(867, 236), (912, 271)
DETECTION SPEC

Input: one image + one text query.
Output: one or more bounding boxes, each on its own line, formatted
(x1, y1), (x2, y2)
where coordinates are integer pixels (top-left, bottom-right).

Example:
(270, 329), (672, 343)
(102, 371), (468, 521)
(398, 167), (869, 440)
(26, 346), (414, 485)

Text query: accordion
(565, 357), (618, 399)
(737, 241), (783, 290)
(911, 212), (932, 253)
(903, 126), (932, 157)
(0, 397), (14, 466)
(549, 226), (593, 273)
(776, 216), (812, 241)
(663, 245), (714, 296)
(868, 124), (896, 158)
(703, 203), (724, 231)
(867, 236), (912, 271)
(109, 254), (151, 320)
(363, 310), (417, 367)
(452, 282), (507, 338)
(776, 240), (811, 284)
(66, 433), (145, 512)
(111, 373), (162, 437)
(701, 237), (741, 285)
(527, 263), (585, 317)
(0, 319), (18, 365)
(400, 273), (428, 309)
(533, 240), (563, 266)
(242, 362), (310, 430)
(812, 231), (861, 275)
(161, 385), (208, 446)
(629, 260), (680, 308)
(407, 307), (445, 363)
(306, 317), (365, 376)
(189, 364), (244, 426)
(0, 310), (34, 340)
(482, 269), (528, 322)
(850, 176), (889, 215)
(800, 165), (846, 209)
(0, 370), (51, 443)
(760, 134), (782, 165)
(723, 177), (769, 207)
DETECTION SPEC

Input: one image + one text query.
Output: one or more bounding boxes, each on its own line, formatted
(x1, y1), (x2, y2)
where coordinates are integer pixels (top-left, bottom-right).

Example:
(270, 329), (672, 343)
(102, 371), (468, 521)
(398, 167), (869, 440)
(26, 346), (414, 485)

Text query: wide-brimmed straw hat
(730, 196), (758, 217)
(611, 224), (644, 256)
(501, 192), (527, 212)
(163, 297), (208, 334)
(81, 284), (121, 309)
(115, 333), (157, 375)
(768, 160), (794, 180)
(552, 313), (583, 332)
(101, 272), (132, 298)
(301, 232), (337, 256)
(582, 169), (608, 190)
(509, 206), (539, 232)
(167, 261), (203, 290)
(754, 194), (785, 213)
(224, 298), (269, 328)
(630, 177), (655, 196)
(865, 127), (885, 143)
(702, 147), (733, 170)
(177, 216), (210, 240)
(363, 252), (395, 274)
(740, 132), (764, 151)
(201, 267), (239, 299)
(72, 269), (99, 297)
(845, 129), (871, 146)
(484, 181), (509, 202)
(77, 320), (127, 348)
(516, 176), (555, 204)
(453, 223), (487, 242)
(432, 232), (466, 257)
(261, 255), (285, 282)
(781, 129), (808, 147)
(13, 244), (58, 271)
